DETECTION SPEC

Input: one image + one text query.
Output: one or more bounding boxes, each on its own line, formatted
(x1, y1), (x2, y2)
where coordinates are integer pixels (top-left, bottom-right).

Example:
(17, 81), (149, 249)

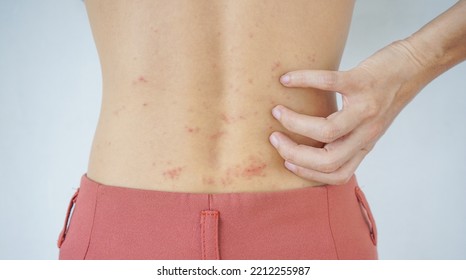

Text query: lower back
(84, 0), (355, 193)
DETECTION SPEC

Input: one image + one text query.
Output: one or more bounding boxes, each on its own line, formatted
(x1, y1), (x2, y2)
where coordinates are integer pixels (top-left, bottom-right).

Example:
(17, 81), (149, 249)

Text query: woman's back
(84, 0), (355, 193)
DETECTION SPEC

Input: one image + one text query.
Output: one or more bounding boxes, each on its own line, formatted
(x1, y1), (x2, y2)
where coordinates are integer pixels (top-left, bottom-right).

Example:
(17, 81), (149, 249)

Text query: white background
(0, 0), (465, 259)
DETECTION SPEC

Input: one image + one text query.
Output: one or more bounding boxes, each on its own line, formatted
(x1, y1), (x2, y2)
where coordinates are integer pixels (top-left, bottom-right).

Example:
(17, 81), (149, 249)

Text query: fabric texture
(57, 173), (378, 260)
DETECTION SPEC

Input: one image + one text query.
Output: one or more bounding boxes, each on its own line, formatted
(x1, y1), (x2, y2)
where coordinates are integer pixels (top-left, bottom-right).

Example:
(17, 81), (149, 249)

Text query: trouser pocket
(354, 186), (378, 246)
(57, 188), (80, 248)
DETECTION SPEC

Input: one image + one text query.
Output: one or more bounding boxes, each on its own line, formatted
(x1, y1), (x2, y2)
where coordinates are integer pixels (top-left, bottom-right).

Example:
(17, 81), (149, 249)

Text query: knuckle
(321, 72), (339, 89)
(317, 158), (339, 173)
(363, 99), (379, 119)
(367, 122), (384, 142)
(280, 111), (297, 130)
(333, 173), (352, 185)
(282, 145), (299, 162)
(320, 122), (341, 143)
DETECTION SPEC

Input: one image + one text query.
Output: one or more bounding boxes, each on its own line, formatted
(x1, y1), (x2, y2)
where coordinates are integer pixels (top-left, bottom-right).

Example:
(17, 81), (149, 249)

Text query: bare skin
(84, 0), (355, 193)
(84, 0), (466, 194)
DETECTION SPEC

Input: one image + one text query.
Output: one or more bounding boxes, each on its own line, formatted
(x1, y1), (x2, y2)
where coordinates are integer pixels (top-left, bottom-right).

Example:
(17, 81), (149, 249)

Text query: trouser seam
(83, 183), (100, 260)
(326, 187), (340, 260)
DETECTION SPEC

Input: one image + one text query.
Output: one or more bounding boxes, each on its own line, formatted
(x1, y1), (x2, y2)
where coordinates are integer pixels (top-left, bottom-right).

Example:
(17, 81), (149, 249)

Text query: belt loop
(57, 188), (80, 248)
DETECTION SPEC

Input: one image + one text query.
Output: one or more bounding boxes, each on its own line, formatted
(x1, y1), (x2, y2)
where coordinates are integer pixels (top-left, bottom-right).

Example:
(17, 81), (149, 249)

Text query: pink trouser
(57, 173), (378, 260)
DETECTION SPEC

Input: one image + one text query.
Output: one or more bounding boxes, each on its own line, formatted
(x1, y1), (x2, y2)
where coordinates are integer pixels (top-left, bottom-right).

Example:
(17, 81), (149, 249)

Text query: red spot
(271, 61), (281, 71)
(185, 126), (200, 133)
(220, 177), (233, 186)
(221, 113), (232, 124)
(307, 54), (316, 63)
(209, 131), (225, 140)
(242, 163), (267, 178)
(248, 78), (254, 84)
(202, 176), (216, 185)
(163, 167), (184, 180)
(132, 75), (148, 85)
(253, 111), (258, 116)
(113, 105), (125, 116)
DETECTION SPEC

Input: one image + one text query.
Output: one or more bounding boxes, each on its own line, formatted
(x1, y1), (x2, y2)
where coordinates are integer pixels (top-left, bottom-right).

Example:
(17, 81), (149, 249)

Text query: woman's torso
(84, 0), (355, 193)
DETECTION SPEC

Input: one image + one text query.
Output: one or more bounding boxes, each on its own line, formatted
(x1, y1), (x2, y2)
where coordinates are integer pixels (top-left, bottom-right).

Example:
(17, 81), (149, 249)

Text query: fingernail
(280, 74), (290, 84)
(269, 134), (279, 148)
(284, 161), (297, 172)
(272, 106), (281, 120)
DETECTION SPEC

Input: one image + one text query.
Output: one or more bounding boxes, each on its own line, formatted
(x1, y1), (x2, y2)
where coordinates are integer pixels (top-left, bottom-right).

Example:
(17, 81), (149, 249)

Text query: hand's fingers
(280, 69), (349, 92)
(273, 104), (366, 143)
(270, 131), (350, 173)
(270, 123), (371, 173)
(283, 146), (371, 185)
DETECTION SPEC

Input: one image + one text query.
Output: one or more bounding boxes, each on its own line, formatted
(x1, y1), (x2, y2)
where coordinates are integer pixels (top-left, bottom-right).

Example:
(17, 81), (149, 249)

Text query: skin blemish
(209, 131), (225, 140)
(307, 54), (316, 63)
(216, 31), (221, 36)
(152, 162), (156, 167)
(242, 162), (267, 178)
(162, 166), (184, 180)
(132, 75), (148, 85)
(271, 61), (281, 71)
(253, 111), (258, 116)
(142, 102), (148, 107)
(220, 177), (233, 186)
(248, 32), (254, 39)
(202, 176), (216, 185)
(221, 113), (232, 124)
(248, 78), (254, 84)
(113, 105), (126, 116)
(241, 155), (267, 178)
(212, 63), (217, 69)
(185, 126), (200, 133)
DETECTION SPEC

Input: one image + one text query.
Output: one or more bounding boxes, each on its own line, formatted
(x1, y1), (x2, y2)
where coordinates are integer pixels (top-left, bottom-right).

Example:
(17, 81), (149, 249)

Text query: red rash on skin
(209, 131), (225, 140)
(242, 162), (267, 177)
(163, 167), (184, 180)
(221, 113), (232, 124)
(185, 126), (200, 133)
(221, 113), (247, 124)
(271, 61), (281, 71)
(132, 75), (148, 85)
(202, 176), (216, 185)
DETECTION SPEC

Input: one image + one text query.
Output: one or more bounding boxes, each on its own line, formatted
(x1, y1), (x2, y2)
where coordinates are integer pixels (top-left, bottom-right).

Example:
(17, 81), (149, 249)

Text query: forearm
(400, 0), (466, 86)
